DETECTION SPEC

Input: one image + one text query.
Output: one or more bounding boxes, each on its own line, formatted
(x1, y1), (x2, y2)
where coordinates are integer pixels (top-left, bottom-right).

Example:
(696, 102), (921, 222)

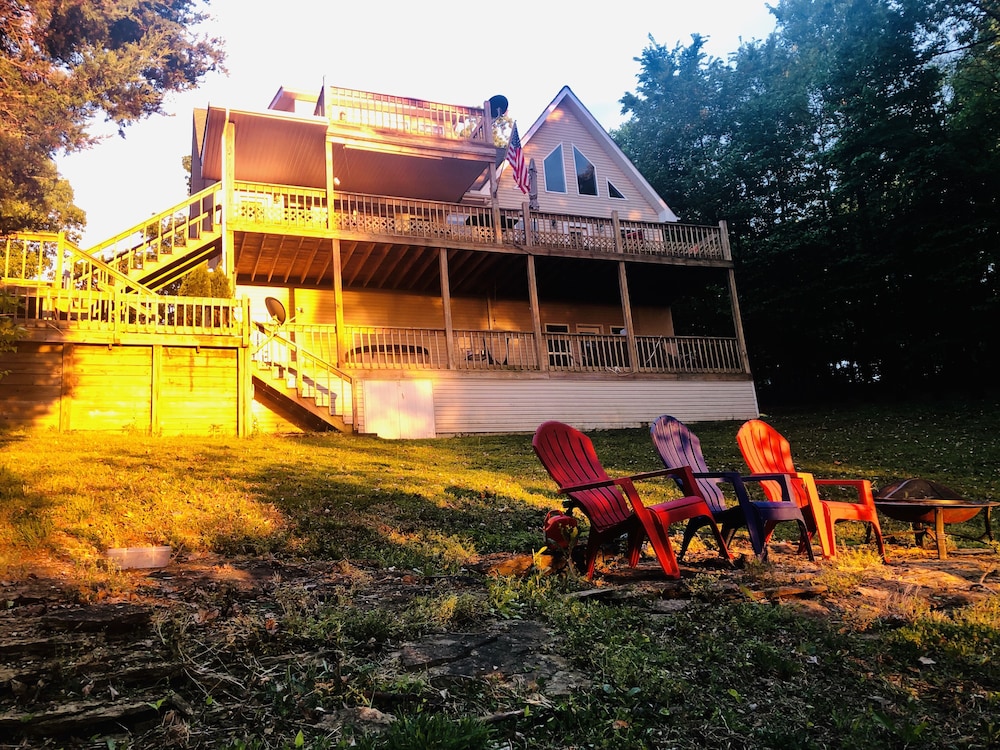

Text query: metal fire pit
(874, 478), (997, 559)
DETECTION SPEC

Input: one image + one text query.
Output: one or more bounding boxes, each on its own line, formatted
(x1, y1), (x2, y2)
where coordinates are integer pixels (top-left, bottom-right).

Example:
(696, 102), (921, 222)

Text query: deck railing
(234, 183), (328, 230)
(324, 87), (490, 143)
(0, 283), (746, 374)
(542, 332), (632, 372)
(343, 326), (449, 369)
(331, 193), (497, 244)
(635, 335), (744, 373)
(327, 325), (745, 375)
(513, 213), (619, 253)
(454, 329), (538, 370)
(619, 220), (727, 260)
(2, 282), (247, 338)
(228, 183), (731, 262)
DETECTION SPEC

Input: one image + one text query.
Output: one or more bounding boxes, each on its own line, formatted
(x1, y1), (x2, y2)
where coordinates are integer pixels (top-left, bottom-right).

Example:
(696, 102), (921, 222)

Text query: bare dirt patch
(1, 544), (998, 747)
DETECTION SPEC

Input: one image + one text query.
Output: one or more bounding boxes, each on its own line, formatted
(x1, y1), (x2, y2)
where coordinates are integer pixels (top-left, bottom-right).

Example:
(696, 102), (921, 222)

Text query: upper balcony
(271, 86), (494, 144)
(196, 87), (499, 205)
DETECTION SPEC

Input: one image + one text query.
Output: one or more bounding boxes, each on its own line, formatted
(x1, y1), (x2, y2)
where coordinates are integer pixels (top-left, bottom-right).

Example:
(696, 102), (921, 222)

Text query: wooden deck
(229, 181), (731, 262)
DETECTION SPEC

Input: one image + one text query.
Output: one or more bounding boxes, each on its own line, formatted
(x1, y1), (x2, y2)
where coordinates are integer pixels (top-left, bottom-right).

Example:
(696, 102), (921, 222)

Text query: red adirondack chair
(532, 420), (731, 579)
(736, 419), (886, 560)
(650, 415), (814, 562)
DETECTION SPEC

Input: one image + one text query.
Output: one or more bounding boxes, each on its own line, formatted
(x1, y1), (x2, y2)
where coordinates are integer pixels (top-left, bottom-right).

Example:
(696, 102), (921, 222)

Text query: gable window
(573, 146), (597, 196)
(607, 180), (626, 200)
(543, 145), (566, 193)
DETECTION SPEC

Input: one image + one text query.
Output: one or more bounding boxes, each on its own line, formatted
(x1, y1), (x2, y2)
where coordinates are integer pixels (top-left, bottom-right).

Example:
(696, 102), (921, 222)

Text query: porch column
(719, 222), (751, 374)
(332, 238), (346, 367)
(522, 201), (533, 247)
(727, 266), (751, 374)
(237, 338), (253, 437)
(617, 261), (639, 371)
(611, 210), (623, 253)
(527, 254), (547, 371)
(489, 162), (503, 245)
(238, 297), (252, 437)
(325, 139), (336, 231)
(439, 248), (456, 368)
(221, 118), (236, 288)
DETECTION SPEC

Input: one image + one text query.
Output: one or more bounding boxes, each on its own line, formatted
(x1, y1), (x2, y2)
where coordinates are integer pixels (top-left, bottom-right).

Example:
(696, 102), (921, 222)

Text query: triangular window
(608, 180), (626, 200)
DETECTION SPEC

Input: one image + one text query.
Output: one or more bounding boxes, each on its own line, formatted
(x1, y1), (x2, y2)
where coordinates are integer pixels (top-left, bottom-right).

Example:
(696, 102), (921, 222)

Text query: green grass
(3, 398), (996, 572)
(2, 398), (999, 749)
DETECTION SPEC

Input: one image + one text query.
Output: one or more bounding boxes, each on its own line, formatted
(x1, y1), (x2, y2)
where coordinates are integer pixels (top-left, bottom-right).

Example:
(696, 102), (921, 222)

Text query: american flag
(505, 123), (530, 194)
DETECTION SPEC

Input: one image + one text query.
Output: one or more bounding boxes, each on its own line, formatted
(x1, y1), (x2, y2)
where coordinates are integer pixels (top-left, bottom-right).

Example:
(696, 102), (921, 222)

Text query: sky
(56, 0), (778, 247)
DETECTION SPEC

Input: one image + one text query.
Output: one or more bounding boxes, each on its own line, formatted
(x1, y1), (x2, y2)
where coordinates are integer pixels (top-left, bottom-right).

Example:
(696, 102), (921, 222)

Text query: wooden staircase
(251, 326), (353, 433)
(85, 185), (224, 292)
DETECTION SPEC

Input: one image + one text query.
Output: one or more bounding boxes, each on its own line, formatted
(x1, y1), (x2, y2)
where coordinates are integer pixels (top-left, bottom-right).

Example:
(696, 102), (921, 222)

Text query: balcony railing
(229, 183), (731, 262)
(324, 87), (490, 143)
(343, 326), (448, 370)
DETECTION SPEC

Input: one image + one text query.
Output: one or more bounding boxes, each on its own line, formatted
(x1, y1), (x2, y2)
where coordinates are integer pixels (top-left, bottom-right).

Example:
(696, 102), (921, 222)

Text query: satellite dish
(264, 297), (287, 325)
(489, 94), (508, 118)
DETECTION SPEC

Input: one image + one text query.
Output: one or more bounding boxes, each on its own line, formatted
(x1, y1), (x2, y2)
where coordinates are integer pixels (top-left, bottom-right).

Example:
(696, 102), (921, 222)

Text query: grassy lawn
(1, 398), (999, 748)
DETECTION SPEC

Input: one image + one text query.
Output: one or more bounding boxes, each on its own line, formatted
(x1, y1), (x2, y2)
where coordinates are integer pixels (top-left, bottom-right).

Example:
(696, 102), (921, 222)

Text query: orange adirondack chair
(736, 419), (886, 560)
(532, 420), (731, 579)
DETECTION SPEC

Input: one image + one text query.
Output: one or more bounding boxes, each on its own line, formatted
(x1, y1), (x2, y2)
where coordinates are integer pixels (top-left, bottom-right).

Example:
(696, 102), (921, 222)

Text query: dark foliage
(616, 0), (1000, 402)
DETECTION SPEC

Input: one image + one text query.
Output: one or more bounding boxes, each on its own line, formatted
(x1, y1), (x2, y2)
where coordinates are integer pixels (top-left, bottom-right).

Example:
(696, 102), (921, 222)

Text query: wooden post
(237, 338), (252, 436)
(522, 201), (533, 247)
(489, 167), (503, 245)
(720, 223), (751, 375)
(150, 344), (162, 435)
(332, 238), (346, 367)
(222, 117), (236, 288)
(611, 210), (623, 253)
(55, 232), (66, 287)
(439, 248), (456, 368)
(617, 261), (639, 371)
(59, 344), (73, 432)
(527, 255), (547, 371)
(719, 219), (732, 261)
(325, 138), (336, 231)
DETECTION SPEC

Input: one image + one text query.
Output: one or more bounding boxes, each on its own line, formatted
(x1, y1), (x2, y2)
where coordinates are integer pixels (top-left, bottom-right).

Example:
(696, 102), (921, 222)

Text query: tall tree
(616, 34), (730, 224)
(0, 0), (225, 237)
(617, 0), (997, 399)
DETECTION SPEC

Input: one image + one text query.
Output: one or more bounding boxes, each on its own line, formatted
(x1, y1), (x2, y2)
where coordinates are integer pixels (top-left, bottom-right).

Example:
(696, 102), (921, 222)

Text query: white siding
(498, 108), (663, 221)
(353, 375), (758, 436)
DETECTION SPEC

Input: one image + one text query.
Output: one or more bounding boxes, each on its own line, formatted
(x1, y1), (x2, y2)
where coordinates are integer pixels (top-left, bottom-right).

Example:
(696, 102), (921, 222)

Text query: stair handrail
(1, 231), (158, 295)
(253, 324), (353, 384)
(85, 184), (223, 271)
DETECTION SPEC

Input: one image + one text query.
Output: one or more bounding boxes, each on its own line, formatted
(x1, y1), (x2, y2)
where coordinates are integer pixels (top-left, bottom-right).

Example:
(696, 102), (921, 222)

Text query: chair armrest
(693, 470), (796, 504)
(630, 465), (700, 497)
(813, 478), (875, 505)
(559, 466), (697, 495)
(739, 473), (797, 503)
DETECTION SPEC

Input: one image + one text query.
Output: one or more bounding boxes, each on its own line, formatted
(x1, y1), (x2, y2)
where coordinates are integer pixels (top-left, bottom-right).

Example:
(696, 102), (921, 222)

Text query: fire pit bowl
(876, 498), (982, 525)
(875, 478), (981, 524)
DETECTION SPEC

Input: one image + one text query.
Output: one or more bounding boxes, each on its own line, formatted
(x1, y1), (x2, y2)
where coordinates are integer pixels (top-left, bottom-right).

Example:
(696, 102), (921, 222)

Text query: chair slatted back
(650, 415), (726, 513)
(736, 419), (804, 504)
(532, 421), (633, 532)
